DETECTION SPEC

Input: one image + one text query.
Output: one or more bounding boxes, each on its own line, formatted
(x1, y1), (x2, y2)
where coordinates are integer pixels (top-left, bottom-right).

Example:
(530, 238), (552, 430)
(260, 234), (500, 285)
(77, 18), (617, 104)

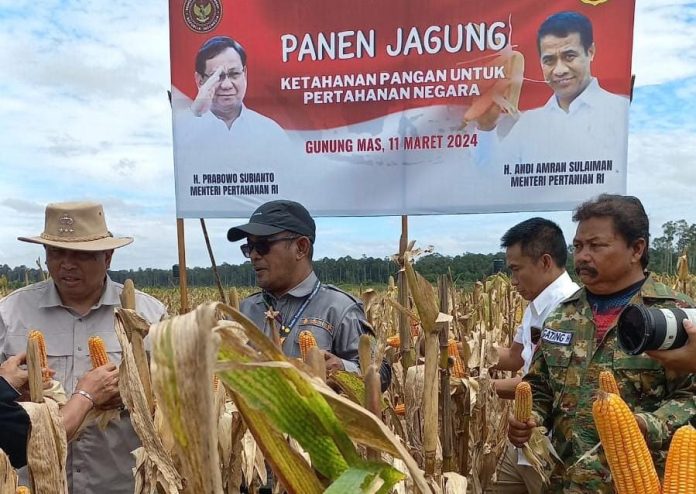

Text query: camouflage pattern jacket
(524, 274), (696, 493)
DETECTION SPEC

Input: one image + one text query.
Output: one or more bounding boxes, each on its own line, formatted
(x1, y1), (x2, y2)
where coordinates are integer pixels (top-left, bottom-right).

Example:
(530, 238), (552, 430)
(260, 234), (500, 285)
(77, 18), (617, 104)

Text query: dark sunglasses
(240, 236), (300, 258)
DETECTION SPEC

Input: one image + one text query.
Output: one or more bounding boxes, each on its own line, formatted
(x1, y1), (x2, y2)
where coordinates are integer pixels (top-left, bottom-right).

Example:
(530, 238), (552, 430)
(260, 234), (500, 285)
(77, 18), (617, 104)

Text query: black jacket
(0, 377), (30, 468)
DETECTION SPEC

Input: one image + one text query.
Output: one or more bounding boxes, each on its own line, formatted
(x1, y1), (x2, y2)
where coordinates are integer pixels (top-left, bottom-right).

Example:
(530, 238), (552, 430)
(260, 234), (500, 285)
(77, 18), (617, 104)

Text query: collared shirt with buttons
(0, 276), (167, 494)
(513, 270), (579, 374)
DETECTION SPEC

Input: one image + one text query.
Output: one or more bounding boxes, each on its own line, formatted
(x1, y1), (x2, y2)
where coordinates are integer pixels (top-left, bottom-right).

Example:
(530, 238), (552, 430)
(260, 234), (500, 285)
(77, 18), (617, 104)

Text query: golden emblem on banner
(580, 0), (609, 5)
(183, 0), (222, 33)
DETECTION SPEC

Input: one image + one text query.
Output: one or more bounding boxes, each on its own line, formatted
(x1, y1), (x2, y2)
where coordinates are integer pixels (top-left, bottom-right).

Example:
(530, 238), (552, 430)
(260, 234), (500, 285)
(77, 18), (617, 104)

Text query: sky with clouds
(1, 0), (695, 271)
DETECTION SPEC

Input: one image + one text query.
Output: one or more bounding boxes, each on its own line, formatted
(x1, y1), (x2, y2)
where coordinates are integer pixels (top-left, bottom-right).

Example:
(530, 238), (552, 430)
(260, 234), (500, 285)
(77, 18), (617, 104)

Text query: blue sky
(1, 0), (696, 271)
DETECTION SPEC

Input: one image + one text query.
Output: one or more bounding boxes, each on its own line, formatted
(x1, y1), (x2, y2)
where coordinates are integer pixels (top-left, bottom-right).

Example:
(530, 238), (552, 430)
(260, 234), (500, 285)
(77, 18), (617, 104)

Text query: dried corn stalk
(404, 251), (452, 476)
(113, 308), (183, 494)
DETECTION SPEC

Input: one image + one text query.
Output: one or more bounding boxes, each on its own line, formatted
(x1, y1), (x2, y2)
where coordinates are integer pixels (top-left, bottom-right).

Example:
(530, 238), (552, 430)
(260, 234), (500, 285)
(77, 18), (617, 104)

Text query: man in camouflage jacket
(508, 194), (696, 493)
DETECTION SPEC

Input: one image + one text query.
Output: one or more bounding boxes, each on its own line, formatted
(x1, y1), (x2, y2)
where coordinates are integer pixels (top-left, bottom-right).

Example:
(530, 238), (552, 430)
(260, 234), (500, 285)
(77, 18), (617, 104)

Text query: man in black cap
(228, 200), (391, 390)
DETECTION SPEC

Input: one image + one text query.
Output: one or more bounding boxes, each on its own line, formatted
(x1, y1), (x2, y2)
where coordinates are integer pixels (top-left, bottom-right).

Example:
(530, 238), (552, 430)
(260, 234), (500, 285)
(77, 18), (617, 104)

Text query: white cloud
(632, 0), (696, 86)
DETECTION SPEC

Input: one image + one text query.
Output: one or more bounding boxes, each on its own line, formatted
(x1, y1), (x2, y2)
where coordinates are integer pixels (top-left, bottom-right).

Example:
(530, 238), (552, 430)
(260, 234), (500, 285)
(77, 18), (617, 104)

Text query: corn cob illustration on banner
(662, 424), (696, 494)
(592, 391), (660, 494)
(88, 336), (110, 368)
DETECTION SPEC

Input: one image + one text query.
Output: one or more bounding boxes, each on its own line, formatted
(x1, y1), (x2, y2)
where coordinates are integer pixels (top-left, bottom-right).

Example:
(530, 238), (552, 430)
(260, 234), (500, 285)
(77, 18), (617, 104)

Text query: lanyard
(264, 280), (321, 337)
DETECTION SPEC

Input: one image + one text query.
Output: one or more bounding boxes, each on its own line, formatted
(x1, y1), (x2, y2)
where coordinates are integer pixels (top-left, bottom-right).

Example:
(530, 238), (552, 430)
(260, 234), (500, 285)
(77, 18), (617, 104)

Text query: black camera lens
(617, 304), (693, 355)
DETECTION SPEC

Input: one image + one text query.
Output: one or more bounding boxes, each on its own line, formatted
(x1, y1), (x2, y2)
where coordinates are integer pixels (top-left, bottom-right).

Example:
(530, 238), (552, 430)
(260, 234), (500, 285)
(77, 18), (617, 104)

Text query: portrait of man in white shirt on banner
(476, 10), (629, 173)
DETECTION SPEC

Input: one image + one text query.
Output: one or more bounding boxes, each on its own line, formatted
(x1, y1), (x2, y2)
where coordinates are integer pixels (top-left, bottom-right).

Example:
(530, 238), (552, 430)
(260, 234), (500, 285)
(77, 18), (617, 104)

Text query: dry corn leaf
(403, 254), (439, 335)
(218, 304), (424, 493)
(150, 304), (223, 494)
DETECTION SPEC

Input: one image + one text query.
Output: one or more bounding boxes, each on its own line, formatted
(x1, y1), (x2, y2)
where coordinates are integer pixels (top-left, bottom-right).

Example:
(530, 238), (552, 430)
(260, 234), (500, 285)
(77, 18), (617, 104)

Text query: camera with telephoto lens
(617, 304), (696, 355)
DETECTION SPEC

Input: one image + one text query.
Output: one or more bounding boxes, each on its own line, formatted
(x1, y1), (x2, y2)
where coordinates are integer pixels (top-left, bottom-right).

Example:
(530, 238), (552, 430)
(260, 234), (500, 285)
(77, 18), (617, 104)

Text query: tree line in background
(2, 219), (695, 289)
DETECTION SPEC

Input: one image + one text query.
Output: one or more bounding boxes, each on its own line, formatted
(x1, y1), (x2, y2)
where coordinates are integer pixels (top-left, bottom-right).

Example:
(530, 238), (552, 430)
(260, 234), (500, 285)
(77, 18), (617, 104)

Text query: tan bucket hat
(18, 201), (133, 251)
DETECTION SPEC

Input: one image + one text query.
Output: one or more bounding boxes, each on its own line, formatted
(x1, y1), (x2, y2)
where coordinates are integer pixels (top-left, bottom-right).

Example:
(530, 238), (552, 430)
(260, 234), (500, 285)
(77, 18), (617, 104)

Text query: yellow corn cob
(16, 487), (31, 494)
(386, 335), (400, 348)
(663, 424), (696, 494)
(599, 370), (620, 395)
(88, 336), (110, 368)
(592, 392), (660, 494)
(394, 403), (405, 416)
(28, 330), (50, 381)
(298, 330), (317, 361)
(514, 381), (532, 422)
(447, 339), (466, 378)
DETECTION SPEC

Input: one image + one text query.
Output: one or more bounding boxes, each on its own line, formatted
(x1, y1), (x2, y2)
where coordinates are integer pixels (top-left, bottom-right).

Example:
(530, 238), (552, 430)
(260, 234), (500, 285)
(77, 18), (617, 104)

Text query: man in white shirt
(171, 35), (293, 216)
(475, 11), (629, 207)
(489, 217), (578, 494)
(493, 217), (579, 399)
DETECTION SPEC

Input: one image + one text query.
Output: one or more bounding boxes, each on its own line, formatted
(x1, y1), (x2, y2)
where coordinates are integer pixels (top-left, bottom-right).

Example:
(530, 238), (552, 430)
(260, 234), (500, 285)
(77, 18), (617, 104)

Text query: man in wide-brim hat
(0, 201), (168, 494)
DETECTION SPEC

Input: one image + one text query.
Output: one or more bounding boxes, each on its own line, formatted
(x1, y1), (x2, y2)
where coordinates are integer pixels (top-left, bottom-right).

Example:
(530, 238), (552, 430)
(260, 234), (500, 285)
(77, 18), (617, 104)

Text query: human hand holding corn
(508, 381), (537, 448)
(75, 363), (120, 409)
(0, 352), (29, 390)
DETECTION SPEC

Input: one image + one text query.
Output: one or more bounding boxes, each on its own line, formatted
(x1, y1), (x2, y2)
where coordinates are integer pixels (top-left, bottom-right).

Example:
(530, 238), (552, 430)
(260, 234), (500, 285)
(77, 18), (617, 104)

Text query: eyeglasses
(204, 68), (244, 82)
(240, 236), (299, 258)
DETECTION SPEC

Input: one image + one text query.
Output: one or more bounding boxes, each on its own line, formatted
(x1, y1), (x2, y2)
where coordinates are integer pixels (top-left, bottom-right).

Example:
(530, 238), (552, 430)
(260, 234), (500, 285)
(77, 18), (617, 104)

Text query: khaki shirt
(0, 277), (167, 494)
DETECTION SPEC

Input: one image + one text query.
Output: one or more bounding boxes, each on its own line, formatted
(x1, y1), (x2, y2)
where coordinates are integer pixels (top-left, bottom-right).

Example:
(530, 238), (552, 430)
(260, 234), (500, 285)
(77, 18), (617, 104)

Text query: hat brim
(18, 236), (133, 251)
(227, 223), (285, 242)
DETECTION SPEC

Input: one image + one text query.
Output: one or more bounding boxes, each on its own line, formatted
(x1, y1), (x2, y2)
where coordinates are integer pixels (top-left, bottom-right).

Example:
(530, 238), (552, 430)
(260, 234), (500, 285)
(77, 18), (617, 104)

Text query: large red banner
(169, 0), (634, 218)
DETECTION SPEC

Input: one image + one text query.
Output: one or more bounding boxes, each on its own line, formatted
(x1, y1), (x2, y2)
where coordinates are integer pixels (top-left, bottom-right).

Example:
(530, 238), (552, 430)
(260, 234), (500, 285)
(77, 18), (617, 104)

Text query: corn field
(3, 269), (696, 493)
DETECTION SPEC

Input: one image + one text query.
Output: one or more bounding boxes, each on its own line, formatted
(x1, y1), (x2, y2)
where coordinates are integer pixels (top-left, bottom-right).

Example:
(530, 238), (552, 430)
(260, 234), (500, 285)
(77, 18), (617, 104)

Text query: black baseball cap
(227, 200), (316, 243)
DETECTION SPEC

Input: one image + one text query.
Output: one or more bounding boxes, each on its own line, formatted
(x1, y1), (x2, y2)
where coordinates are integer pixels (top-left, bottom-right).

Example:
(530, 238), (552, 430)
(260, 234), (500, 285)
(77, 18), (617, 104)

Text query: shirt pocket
(613, 353), (665, 402)
(5, 332), (73, 388)
(295, 319), (334, 352)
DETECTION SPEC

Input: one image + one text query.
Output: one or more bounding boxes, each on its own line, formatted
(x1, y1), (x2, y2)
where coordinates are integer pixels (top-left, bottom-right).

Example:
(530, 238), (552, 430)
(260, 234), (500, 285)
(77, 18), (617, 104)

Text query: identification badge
(541, 328), (573, 345)
(300, 317), (334, 333)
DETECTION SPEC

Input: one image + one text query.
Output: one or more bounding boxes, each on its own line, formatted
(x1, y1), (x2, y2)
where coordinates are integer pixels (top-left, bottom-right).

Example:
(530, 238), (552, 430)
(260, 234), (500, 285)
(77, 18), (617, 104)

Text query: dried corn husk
(19, 399), (67, 494)
(0, 449), (18, 492)
(442, 471), (468, 493)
